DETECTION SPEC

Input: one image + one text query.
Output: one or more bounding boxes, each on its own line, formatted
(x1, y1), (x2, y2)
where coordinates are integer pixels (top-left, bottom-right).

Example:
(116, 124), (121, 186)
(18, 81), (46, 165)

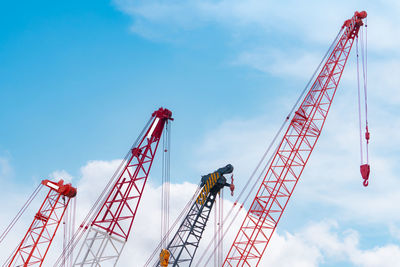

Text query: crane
(155, 164), (234, 267)
(4, 179), (77, 267)
(61, 107), (173, 266)
(222, 11), (369, 266)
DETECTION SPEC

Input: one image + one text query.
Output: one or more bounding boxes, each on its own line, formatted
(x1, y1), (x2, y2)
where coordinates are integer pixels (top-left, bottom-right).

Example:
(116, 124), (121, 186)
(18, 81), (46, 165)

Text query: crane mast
(73, 107), (172, 266)
(223, 11), (367, 266)
(7, 179), (77, 267)
(157, 164), (234, 267)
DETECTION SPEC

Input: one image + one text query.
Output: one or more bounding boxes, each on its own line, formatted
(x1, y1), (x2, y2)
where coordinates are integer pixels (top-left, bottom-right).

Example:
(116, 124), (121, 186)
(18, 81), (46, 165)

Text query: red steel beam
(223, 11), (367, 266)
(9, 180), (77, 266)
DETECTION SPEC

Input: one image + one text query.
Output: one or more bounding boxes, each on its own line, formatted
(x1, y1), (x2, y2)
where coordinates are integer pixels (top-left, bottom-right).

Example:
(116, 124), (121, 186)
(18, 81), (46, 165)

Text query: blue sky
(1, 0), (400, 266)
(0, 0), (281, 183)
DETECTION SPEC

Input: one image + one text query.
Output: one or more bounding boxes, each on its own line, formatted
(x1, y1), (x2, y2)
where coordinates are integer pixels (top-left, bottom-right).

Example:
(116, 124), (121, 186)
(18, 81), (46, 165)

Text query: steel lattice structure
(8, 180), (77, 267)
(74, 107), (172, 266)
(157, 165), (233, 267)
(223, 11), (367, 266)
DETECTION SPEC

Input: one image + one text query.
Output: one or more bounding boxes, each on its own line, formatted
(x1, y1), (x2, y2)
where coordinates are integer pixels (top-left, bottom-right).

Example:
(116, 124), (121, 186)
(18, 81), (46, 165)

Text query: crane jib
(154, 164), (233, 267)
(223, 11), (368, 266)
(197, 172), (220, 205)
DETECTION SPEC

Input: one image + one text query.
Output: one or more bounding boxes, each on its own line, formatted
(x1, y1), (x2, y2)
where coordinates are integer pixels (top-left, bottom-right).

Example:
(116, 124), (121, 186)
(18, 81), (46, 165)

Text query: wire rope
(144, 186), (202, 266)
(54, 117), (153, 266)
(195, 27), (344, 266)
(0, 183), (42, 244)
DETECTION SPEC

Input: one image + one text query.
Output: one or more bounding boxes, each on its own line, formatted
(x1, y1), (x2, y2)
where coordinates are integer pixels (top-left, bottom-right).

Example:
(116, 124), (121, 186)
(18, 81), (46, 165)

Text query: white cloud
(1, 157), (399, 266)
(114, 0), (400, 111)
(0, 157), (13, 181)
(74, 159), (123, 217)
(235, 48), (321, 79)
(49, 169), (74, 183)
(260, 220), (400, 267)
(263, 231), (322, 267)
(1, 2), (399, 266)
(350, 245), (400, 267)
(114, 0), (400, 51)
(96, 0), (400, 257)
(193, 115), (276, 178)
(114, 0), (346, 43)
(0, 159), (241, 266)
(389, 223), (400, 241)
(68, 159), (244, 266)
(188, 82), (400, 264)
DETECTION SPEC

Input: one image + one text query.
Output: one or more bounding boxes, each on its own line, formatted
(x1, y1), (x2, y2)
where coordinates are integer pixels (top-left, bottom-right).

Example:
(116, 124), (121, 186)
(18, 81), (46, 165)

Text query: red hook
(360, 164), (370, 187)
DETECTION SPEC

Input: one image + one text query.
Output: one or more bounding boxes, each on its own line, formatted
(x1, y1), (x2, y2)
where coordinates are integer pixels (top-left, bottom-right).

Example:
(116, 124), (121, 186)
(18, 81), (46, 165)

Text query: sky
(1, 0), (400, 266)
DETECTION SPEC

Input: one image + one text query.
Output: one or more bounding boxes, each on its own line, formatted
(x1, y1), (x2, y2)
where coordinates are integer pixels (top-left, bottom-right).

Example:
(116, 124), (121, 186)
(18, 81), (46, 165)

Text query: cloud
(1, 157), (399, 266)
(389, 223), (400, 241)
(185, 87), (399, 264)
(68, 159), (244, 266)
(193, 115), (276, 179)
(113, 0), (400, 112)
(350, 245), (400, 267)
(0, 157), (13, 181)
(0, 159), (241, 266)
(113, 0), (345, 42)
(260, 220), (400, 267)
(234, 48), (322, 79)
(114, 0), (400, 50)
(1, 2), (398, 265)
(49, 169), (74, 183)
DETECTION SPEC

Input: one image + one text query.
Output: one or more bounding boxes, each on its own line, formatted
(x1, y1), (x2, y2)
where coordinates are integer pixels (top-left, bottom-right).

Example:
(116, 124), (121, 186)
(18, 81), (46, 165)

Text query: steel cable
(0, 183), (42, 244)
(54, 117), (153, 266)
(196, 27), (344, 266)
(144, 185), (202, 266)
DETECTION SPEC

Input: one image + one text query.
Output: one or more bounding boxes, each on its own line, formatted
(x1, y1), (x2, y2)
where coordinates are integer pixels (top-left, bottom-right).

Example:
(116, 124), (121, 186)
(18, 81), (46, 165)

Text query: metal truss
(73, 108), (172, 266)
(73, 227), (125, 266)
(156, 165), (233, 267)
(223, 11), (367, 267)
(8, 180), (76, 266)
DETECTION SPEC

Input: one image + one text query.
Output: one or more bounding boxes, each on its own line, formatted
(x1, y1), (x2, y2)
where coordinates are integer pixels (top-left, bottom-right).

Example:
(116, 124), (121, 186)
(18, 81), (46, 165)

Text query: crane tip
(356, 11), (367, 19)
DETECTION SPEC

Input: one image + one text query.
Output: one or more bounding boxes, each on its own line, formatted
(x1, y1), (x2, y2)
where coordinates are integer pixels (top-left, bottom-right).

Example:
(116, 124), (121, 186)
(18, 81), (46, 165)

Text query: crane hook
(360, 164), (370, 187)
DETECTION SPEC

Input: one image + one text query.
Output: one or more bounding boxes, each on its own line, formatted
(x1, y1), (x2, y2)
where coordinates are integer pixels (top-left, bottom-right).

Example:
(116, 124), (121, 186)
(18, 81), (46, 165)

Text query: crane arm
(223, 11), (367, 266)
(157, 164), (234, 267)
(7, 180), (77, 267)
(72, 107), (172, 266)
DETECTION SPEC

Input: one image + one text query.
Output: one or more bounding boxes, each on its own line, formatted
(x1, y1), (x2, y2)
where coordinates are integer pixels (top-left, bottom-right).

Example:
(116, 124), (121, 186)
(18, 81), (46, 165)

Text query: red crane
(67, 107), (173, 266)
(5, 179), (77, 267)
(223, 11), (368, 266)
